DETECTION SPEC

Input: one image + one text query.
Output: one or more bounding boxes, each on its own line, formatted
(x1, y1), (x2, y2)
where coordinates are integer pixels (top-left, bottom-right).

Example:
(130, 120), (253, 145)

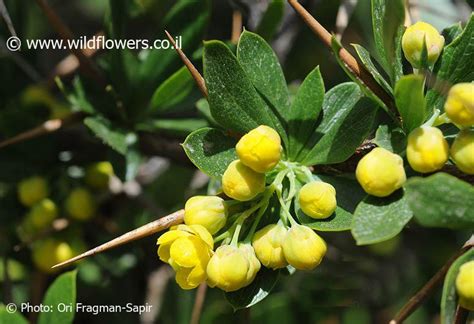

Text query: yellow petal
(157, 230), (190, 246)
(188, 225), (214, 249)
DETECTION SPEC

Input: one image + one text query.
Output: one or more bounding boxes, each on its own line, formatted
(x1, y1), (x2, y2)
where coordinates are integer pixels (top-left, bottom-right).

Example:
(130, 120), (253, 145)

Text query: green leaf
(287, 67), (325, 160)
(374, 124), (406, 154)
(352, 44), (393, 95)
(137, 119), (208, 137)
(125, 145), (142, 182)
(296, 175), (366, 231)
(255, 0), (285, 41)
(331, 37), (387, 110)
(352, 190), (413, 245)
(426, 14), (474, 114)
(139, 0), (210, 94)
(84, 116), (136, 155)
(237, 30), (290, 122)
(371, 0), (405, 83)
(394, 74), (426, 132)
(225, 268), (280, 310)
(203, 40), (287, 144)
(442, 23), (463, 46)
(297, 83), (361, 161)
(150, 66), (194, 113)
(0, 304), (28, 324)
(404, 173), (474, 230)
(38, 271), (77, 324)
(300, 87), (377, 165)
(183, 128), (238, 179)
(441, 248), (474, 324)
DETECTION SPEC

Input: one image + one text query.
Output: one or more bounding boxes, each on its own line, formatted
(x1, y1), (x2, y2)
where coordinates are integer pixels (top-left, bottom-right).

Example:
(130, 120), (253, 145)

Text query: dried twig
(0, 0), (17, 37)
(454, 305), (469, 324)
(52, 209), (185, 269)
(33, 0), (106, 87)
(390, 237), (474, 324)
(164, 30), (208, 98)
(191, 283), (208, 324)
(231, 10), (243, 44)
(335, 0), (358, 40)
(287, 0), (395, 114)
(0, 112), (84, 150)
(13, 218), (70, 252)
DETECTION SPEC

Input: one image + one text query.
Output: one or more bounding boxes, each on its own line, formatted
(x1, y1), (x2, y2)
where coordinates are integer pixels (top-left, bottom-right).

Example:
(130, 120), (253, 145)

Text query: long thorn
(0, 112), (84, 150)
(390, 237), (474, 324)
(288, 0), (395, 113)
(164, 30), (208, 98)
(52, 209), (184, 269)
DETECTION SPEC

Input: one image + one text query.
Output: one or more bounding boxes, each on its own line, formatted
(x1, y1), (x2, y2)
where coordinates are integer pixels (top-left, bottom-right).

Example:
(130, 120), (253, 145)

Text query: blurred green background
(0, 0), (472, 323)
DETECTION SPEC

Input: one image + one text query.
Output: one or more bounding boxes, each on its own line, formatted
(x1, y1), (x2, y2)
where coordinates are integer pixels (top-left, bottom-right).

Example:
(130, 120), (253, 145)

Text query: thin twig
(231, 10), (243, 44)
(390, 238), (474, 324)
(46, 31), (104, 87)
(287, 0), (395, 114)
(190, 283), (208, 324)
(13, 218), (70, 252)
(33, 0), (106, 87)
(0, 0), (17, 37)
(164, 30), (208, 98)
(454, 305), (469, 324)
(335, 0), (358, 40)
(0, 112), (84, 150)
(52, 209), (185, 269)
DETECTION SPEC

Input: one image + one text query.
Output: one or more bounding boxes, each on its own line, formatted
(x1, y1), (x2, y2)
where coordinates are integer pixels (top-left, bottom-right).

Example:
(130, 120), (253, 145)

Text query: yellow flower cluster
(157, 125), (330, 292)
(17, 162), (114, 273)
(356, 110), (474, 196)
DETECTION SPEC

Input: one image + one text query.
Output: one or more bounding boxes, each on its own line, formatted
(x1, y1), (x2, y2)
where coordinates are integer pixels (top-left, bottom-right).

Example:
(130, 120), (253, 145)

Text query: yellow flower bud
(85, 161), (114, 189)
(238, 243), (261, 285)
(32, 239), (76, 274)
(206, 244), (260, 292)
(184, 196), (227, 234)
(65, 187), (96, 221)
(407, 126), (449, 173)
(451, 129), (474, 175)
(402, 22), (444, 68)
(222, 160), (265, 201)
(456, 260), (474, 311)
(28, 199), (58, 230)
(444, 83), (474, 127)
(355, 148), (406, 197)
(282, 224), (327, 270)
(157, 224), (213, 290)
(298, 182), (337, 219)
(236, 125), (282, 173)
(17, 176), (49, 207)
(252, 223), (288, 269)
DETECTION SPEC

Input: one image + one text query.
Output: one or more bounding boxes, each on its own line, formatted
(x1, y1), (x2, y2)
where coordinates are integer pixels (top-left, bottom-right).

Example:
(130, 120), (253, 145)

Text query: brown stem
(454, 305), (469, 324)
(287, 0), (395, 114)
(190, 283), (208, 324)
(164, 30), (208, 98)
(0, 112), (85, 150)
(13, 219), (70, 252)
(231, 10), (243, 44)
(0, 0), (17, 37)
(33, 0), (106, 87)
(390, 239), (474, 324)
(52, 209), (184, 269)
